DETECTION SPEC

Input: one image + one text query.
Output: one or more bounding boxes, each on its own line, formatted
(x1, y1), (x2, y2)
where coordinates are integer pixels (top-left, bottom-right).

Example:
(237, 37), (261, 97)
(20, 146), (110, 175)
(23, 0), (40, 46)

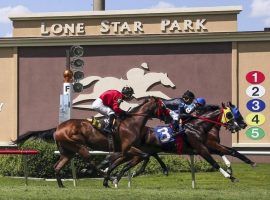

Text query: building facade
(0, 6), (269, 161)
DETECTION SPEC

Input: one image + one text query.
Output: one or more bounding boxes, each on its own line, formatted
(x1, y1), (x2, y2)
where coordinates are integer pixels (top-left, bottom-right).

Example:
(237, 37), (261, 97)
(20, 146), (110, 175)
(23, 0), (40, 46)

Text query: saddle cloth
(87, 117), (109, 132)
(154, 125), (184, 154)
(154, 125), (176, 144)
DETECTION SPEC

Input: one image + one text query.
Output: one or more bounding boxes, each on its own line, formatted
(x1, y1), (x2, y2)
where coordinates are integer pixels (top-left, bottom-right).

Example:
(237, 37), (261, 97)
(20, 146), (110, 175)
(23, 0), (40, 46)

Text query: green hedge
(0, 140), (222, 178)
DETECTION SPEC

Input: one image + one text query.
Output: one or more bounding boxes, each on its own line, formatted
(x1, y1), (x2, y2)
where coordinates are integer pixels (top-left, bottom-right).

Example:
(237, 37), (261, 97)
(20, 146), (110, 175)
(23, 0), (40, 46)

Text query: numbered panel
(235, 43), (270, 147)
(245, 113), (266, 126)
(245, 127), (265, 140)
(245, 85), (265, 98)
(246, 71), (265, 84)
(246, 99), (266, 112)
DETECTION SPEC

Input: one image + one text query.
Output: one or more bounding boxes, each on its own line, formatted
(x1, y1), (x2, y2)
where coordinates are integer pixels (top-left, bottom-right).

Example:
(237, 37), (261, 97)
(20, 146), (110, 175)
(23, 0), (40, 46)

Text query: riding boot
(104, 114), (115, 134)
(171, 120), (179, 137)
(179, 125), (185, 133)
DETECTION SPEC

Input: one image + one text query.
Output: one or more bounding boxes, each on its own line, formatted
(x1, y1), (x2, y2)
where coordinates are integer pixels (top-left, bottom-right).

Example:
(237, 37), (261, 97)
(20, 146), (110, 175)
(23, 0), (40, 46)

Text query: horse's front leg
(103, 154), (131, 188)
(54, 155), (71, 188)
(132, 156), (149, 177)
(152, 153), (168, 176)
(188, 134), (238, 182)
(116, 156), (144, 183)
(206, 141), (256, 168)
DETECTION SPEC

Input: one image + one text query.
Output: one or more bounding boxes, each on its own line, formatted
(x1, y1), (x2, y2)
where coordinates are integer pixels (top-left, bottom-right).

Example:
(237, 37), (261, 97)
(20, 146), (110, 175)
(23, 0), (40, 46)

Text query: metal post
(71, 158), (77, 187)
(190, 155), (196, 189)
(127, 170), (131, 188)
(23, 155), (29, 186)
(93, 0), (105, 11)
(66, 49), (70, 70)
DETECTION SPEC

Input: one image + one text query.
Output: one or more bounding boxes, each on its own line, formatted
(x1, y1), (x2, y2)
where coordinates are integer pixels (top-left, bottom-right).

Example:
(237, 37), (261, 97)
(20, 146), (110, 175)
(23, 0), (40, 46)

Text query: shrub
(0, 140), (105, 178)
(0, 140), (224, 178)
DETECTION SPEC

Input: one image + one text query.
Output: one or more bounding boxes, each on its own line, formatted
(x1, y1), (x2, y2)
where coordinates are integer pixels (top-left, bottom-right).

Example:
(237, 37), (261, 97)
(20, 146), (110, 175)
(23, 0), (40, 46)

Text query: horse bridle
(192, 108), (233, 128)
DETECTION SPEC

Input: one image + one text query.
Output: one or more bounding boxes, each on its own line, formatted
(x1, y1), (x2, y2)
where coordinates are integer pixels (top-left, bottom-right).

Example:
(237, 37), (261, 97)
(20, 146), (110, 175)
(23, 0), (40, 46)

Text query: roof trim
(1, 31), (269, 47)
(9, 6), (242, 21)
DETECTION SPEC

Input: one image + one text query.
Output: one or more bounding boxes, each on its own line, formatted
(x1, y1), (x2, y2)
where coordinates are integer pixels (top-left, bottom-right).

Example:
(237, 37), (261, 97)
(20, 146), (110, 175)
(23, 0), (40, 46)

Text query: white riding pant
(91, 98), (115, 116)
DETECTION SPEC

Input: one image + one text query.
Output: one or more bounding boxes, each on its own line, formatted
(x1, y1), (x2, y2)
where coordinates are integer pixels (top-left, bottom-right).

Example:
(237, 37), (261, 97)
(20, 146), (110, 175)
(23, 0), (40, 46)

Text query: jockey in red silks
(91, 86), (134, 134)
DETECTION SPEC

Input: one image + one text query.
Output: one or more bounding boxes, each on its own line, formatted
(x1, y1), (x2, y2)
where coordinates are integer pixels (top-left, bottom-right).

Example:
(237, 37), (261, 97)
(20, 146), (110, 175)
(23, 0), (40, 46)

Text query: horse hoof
(251, 162), (257, 168)
(230, 177), (239, 183)
(109, 176), (117, 182)
(163, 170), (169, 176)
(113, 179), (118, 188)
(80, 168), (93, 175)
(101, 168), (109, 174)
(131, 172), (137, 178)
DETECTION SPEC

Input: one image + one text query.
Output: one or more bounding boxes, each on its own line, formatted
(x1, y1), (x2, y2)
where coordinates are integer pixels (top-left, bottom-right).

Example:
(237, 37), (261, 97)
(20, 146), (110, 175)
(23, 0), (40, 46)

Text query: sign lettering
(161, 19), (207, 32)
(41, 18), (207, 36)
(41, 22), (85, 36)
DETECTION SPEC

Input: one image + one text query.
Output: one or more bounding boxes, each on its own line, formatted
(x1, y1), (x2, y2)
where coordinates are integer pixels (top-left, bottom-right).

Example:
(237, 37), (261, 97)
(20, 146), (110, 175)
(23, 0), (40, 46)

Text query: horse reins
(127, 99), (165, 118)
(186, 109), (228, 127)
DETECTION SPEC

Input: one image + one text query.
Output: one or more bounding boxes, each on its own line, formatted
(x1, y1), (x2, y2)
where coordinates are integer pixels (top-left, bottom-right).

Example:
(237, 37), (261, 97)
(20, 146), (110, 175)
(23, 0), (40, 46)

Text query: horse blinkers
(221, 106), (241, 133)
(227, 102), (247, 130)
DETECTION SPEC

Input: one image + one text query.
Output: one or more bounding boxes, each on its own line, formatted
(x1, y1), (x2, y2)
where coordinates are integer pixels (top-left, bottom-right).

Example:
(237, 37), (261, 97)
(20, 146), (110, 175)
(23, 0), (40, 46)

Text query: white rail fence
(54, 150), (270, 188)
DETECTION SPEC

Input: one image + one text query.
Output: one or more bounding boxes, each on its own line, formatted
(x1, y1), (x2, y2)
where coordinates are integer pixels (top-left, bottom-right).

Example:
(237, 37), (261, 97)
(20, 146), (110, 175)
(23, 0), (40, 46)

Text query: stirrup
(104, 128), (112, 134)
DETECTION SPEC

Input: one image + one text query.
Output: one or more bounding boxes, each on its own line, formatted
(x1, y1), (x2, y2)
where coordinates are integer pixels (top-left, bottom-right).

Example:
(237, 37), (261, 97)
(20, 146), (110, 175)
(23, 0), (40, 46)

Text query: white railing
(54, 151), (201, 188)
(54, 150), (270, 188)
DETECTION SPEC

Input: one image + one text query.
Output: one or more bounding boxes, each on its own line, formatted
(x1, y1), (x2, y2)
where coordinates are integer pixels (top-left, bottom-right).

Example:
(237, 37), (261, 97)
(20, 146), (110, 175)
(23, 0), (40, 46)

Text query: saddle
(87, 117), (114, 131)
(87, 117), (116, 152)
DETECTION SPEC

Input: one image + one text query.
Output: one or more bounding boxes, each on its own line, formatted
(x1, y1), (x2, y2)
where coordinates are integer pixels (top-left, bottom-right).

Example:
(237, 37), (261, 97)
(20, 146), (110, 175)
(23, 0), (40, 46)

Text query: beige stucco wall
(12, 13), (237, 37)
(0, 47), (17, 145)
(233, 41), (270, 147)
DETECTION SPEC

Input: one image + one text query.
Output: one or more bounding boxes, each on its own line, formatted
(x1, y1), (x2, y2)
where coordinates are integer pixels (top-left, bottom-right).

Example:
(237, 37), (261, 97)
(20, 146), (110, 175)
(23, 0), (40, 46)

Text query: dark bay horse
(15, 97), (166, 187)
(102, 103), (256, 187)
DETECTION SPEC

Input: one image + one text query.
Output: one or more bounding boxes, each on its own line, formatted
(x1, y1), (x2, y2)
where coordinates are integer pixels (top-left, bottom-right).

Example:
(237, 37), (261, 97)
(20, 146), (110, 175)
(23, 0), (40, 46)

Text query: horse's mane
(129, 98), (149, 113)
(195, 104), (220, 115)
(203, 104), (220, 111)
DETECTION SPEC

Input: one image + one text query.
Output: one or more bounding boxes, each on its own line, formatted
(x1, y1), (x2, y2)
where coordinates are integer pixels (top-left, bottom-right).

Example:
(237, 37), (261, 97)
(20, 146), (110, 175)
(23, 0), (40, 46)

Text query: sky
(1, 0), (270, 37)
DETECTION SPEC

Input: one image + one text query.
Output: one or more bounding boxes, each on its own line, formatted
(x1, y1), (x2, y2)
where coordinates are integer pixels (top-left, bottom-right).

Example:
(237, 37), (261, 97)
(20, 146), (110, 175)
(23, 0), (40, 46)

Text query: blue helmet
(196, 98), (206, 106)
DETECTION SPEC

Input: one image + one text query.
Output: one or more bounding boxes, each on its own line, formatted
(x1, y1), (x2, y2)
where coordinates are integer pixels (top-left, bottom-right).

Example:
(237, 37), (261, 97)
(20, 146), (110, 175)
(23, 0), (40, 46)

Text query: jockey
(91, 86), (134, 134)
(162, 90), (197, 134)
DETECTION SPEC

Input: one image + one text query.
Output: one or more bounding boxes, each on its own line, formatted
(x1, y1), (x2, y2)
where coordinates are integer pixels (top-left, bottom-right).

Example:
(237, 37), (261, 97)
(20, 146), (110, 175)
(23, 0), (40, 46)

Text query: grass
(0, 163), (269, 200)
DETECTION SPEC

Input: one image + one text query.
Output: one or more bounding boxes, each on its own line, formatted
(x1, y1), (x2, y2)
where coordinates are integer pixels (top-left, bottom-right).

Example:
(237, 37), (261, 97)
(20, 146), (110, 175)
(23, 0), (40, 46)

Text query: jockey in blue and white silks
(162, 90), (206, 134)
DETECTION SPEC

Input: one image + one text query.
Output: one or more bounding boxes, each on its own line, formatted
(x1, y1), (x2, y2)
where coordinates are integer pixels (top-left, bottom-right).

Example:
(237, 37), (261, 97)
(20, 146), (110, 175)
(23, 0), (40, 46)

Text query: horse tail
(14, 127), (57, 144)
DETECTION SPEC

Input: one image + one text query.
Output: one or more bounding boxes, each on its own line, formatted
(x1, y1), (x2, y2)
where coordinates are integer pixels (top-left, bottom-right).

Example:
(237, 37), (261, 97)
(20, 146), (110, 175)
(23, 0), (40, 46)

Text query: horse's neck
(202, 109), (221, 120)
(133, 108), (149, 126)
(192, 109), (222, 132)
(129, 102), (154, 128)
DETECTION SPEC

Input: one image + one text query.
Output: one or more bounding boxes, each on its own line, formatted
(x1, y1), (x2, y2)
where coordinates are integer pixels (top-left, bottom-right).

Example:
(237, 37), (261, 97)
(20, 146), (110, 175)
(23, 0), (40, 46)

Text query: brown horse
(101, 102), (256, 187)
(15, 97), (166, 187)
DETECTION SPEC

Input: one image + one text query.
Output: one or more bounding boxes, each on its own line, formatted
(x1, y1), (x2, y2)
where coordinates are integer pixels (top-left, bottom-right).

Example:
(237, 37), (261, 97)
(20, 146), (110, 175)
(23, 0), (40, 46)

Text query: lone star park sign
(40, 18), (207, 36)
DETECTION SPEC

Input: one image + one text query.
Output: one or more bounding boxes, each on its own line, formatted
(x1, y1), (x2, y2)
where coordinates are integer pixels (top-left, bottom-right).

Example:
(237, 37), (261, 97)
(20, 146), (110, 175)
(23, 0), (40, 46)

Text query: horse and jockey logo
(72, 62), (176, 110)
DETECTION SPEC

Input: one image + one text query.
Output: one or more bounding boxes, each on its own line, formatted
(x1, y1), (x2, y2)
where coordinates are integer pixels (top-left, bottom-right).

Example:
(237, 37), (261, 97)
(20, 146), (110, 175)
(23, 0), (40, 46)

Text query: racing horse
(102, 102), (256, 187)
(14, 97), (167, 188)
(132, 102), (252, 177)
